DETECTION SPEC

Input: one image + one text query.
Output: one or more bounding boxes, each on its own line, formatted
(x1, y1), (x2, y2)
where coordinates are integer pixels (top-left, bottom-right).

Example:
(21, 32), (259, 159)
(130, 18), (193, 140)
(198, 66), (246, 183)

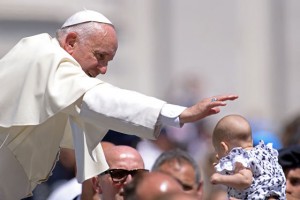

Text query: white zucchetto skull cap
(61, 9), (113, 28)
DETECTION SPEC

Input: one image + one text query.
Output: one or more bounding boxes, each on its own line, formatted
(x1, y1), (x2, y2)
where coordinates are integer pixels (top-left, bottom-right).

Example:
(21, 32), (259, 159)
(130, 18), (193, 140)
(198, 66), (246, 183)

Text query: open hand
(179, 94), (238, 123)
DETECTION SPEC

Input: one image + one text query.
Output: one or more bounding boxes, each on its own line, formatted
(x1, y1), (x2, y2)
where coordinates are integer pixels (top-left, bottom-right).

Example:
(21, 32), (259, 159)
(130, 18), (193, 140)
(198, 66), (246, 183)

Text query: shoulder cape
(0, 33), (101, 127)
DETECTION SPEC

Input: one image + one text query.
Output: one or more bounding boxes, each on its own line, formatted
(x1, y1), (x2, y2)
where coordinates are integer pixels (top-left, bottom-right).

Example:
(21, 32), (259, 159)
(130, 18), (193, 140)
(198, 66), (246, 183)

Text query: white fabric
(81, 83), (166, 140)
(0, 34), (101, 127)
(62, 10), (112, 28)
(47, 178), (81, 200)
(0, 33), (167, 198)
(0, 144), (31, 200)
(215, 153), (251, 172)
(0, 106), (78, 200)
(159, 104), (186, 128)
(0, 33), (100, 199)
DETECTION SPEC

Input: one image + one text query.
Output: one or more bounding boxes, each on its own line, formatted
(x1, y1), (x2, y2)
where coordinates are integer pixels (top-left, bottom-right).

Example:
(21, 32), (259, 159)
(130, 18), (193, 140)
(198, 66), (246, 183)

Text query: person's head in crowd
(212, 114), (253, 160)
(153, 191), (198, 200)
(281, 115), (300, 147)
(92, 145), (147, 200)
(151, 149), (203, 199)
(56, 10), (118, 77)
(123, 171), (183, 200)
(279, 145), (300, 199)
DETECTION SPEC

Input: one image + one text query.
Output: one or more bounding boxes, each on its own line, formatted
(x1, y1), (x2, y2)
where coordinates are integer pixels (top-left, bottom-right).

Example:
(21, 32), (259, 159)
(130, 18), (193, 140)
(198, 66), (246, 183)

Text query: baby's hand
(234, 162), (245, 173)
(210, 172), (221, 185)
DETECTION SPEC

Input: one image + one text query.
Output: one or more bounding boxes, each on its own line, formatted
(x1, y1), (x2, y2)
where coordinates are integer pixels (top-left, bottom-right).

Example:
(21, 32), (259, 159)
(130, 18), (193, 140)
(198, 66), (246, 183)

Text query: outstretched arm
(81, 83), (238, 138)
(179, 95), (238, 123)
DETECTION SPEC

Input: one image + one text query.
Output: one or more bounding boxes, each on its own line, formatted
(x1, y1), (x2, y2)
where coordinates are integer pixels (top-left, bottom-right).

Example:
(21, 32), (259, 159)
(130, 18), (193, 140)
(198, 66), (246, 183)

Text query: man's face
(285, 168), (300, 199)
(98, 150), (145, 200)
(158, 160), (202, 198)
(71, 24), (118, 77)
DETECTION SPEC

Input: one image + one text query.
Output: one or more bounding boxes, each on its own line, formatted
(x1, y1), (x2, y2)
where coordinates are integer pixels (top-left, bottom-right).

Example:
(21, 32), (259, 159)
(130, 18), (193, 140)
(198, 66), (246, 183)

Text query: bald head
(123, 171), (183, 200)
(138, 172), (182, 195)
(154, 192), (198, 200)
(105, 145), (145, 168)
(213, 114), (252, 148)
(96, 145), (145, 200)
(101, 141), (115, 153)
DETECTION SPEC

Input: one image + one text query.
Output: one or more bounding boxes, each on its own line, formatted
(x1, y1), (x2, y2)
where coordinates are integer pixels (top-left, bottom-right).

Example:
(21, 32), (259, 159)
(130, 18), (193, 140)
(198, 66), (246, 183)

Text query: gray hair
(152, 149), (201, 184)
(56, 22), (108, 44)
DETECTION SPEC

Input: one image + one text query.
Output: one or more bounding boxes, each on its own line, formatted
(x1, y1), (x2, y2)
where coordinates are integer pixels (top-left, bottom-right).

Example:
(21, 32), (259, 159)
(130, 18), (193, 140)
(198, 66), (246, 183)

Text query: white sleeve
(159, 104), (186, 128)
(80, 83), (166, 139)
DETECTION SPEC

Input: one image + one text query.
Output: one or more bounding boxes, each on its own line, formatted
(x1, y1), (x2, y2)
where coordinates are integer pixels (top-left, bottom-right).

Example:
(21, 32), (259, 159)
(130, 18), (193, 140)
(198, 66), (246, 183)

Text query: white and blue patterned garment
(215, 141), (286, 200)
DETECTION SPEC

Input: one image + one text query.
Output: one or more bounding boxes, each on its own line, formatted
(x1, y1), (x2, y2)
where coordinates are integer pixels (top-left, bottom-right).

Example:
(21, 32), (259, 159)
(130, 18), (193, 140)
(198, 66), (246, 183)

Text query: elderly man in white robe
(0, 10), (238, 199)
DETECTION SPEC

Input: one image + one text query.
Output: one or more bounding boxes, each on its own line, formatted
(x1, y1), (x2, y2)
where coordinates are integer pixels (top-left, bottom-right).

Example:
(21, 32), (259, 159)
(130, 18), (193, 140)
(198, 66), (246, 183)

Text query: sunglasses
(100, 168), (149, 183)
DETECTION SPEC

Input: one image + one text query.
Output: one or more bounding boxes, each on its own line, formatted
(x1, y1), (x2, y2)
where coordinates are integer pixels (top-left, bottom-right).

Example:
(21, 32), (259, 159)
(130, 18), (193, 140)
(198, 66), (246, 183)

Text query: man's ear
(196, 181), (203, 197)
(92, 176), (103, 194)
(220, 141), (229, 154)
(64, 32), (78, 54)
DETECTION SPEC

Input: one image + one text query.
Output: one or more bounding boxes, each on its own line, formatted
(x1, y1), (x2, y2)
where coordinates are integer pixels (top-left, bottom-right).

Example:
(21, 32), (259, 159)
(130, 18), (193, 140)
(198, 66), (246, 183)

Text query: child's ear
(220, 141), (229, 154)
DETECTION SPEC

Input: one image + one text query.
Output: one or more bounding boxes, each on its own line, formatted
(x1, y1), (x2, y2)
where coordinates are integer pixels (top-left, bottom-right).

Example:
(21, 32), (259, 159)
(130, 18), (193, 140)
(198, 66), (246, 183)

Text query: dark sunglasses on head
(100, 168), (149, 183)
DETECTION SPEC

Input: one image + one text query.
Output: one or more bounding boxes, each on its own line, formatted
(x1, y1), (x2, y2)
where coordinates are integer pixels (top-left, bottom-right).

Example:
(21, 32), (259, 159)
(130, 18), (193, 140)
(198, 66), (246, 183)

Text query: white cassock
(0, 33), (184, 199)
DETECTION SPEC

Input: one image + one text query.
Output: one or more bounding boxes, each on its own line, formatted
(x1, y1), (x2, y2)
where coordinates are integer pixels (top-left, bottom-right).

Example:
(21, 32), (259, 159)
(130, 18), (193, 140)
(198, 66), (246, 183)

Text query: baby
(210, 114), (286, 199)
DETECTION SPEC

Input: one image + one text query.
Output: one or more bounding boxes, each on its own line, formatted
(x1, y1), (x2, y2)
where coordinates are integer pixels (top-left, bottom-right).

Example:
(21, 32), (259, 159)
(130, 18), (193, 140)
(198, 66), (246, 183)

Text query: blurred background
(1, 0), (300, 199)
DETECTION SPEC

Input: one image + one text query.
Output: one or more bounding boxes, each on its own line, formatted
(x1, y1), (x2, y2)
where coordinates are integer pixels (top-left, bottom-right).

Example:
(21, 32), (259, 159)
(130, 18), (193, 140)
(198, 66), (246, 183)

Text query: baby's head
(212, 114), (253, 160)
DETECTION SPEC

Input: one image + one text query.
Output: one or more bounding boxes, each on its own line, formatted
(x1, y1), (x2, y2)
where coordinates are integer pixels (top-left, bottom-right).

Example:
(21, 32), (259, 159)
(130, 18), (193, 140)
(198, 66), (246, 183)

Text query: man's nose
(123, 174), (133, 185)
(286, 180), (292, 194)
(98, 65), (107, 75)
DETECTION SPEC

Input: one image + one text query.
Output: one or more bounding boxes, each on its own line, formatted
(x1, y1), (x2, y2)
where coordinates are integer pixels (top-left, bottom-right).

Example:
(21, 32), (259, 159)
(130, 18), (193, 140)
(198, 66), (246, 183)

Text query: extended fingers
(207, 95), (238, 109)
(211, 94), (238, 102)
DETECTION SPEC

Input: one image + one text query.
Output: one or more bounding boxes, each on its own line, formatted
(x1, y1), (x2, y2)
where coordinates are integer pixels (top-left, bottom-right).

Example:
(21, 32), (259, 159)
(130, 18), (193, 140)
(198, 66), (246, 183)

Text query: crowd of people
(24, 113), (300, 200)
(40, 116), (300, 200)
(0, 9), (299, 200)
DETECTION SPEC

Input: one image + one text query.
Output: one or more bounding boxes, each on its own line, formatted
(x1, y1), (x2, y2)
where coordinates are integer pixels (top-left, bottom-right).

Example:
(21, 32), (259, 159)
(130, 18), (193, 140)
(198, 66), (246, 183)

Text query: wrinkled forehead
(87, 24), (118, 51)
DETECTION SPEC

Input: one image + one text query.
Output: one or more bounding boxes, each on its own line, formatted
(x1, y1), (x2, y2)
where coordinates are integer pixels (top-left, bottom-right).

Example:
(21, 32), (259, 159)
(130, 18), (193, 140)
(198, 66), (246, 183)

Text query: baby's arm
(210, 162), (253, 190)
